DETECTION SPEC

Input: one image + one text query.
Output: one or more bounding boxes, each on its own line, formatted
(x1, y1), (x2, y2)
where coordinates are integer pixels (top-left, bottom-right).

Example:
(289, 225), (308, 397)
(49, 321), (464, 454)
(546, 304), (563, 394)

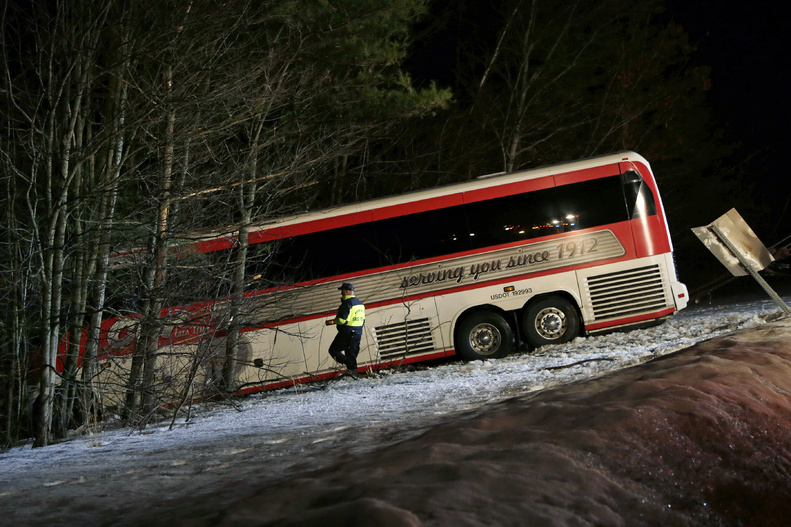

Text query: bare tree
(1, 0), (450, 443)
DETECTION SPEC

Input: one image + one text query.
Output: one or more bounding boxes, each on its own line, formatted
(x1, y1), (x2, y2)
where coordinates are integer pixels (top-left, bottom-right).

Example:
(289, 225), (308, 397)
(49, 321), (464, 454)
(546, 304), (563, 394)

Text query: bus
(78, 151), (689, 396)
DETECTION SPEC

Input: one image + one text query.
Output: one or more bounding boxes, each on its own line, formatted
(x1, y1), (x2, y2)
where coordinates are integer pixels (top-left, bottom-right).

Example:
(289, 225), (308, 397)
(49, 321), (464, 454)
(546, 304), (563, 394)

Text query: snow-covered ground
(1, 288), (790, 526)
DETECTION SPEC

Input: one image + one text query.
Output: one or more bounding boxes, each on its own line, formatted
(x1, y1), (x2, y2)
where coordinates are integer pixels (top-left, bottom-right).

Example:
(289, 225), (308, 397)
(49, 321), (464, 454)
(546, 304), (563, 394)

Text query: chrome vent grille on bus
(373, 318), (435, 359)
(585, 264), (669, 321)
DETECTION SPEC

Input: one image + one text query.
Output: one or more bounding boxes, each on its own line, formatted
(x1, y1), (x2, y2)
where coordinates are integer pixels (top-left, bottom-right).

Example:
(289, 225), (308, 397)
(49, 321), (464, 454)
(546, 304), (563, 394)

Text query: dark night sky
(666, 1), (791, 158)
(663, 1), (791, 287)
(666, 1), (791, 239)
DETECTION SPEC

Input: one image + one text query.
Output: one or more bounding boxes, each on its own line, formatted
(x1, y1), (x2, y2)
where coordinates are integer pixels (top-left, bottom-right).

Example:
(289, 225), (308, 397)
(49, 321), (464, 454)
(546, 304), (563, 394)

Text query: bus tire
(455, 311), (513, 361)
(523, 296), (580, 347)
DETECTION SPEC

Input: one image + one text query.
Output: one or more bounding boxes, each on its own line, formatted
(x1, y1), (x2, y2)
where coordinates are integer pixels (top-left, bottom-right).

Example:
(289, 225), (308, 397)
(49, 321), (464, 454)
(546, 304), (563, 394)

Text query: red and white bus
(80, 151), (688, 395)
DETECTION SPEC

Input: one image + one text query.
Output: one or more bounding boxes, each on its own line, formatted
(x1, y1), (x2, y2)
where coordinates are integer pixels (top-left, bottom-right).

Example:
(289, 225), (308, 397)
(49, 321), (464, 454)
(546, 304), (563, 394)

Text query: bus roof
(109, 151), (649, 261)
(204, 151), (649, 241)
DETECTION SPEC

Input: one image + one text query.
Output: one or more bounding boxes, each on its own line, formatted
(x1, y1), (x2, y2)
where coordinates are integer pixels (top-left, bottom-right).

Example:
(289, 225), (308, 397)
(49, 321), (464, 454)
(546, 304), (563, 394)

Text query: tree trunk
(222, 118), (263, 392)
(133, 64), (176, 422)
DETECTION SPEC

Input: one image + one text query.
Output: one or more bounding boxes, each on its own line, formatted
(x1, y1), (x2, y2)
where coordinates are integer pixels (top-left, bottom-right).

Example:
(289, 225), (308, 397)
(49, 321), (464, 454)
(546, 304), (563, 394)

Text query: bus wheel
(455, 311), (513, 361)
(523, 296), (580, 347)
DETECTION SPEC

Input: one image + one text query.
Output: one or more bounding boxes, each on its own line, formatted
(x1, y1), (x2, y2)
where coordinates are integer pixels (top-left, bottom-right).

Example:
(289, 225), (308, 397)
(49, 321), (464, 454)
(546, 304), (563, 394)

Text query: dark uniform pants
(328, 328), (361, 370)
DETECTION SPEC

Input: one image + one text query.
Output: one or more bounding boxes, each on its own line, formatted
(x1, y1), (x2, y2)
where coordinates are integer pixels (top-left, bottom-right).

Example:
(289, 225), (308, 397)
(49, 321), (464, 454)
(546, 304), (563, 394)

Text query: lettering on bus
(469, 259), (502, 281)
(105, 317), (139, 349)
(557, 237), (599, 259)
(506, 250), (550, 269)
(491, 287), (533, 301)
(399, 265), (465, 289)
(399, 234), (603, 290)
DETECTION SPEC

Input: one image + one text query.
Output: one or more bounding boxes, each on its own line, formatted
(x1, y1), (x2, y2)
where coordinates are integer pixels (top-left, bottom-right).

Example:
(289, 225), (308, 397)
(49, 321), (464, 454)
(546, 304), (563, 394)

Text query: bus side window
(466, 191), (561, 247)
(374, 205), (471, 265)
(621, 170), (657, 219)
(466, 175), (626, 245)
(245, 241), (284, 286)
(247, 223), (381, 284)
(555, 175), (626, 232)
(279, 223), (380, 281)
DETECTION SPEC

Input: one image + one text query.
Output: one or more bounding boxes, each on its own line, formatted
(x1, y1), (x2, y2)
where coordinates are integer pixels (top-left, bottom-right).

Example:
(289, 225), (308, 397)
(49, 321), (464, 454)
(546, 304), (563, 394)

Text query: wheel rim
(468, 323), (502, 356)
(533, 307), (566, 340)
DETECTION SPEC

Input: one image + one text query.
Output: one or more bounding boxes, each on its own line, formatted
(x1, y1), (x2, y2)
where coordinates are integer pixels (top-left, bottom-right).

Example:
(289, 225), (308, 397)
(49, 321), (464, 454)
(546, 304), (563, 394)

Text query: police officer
(328, 282), (365, 374)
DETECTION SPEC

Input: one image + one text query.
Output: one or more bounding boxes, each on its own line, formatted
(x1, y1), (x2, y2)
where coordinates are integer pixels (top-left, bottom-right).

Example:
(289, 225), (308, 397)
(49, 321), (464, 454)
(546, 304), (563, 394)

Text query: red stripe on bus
(584, 307), (676, 332)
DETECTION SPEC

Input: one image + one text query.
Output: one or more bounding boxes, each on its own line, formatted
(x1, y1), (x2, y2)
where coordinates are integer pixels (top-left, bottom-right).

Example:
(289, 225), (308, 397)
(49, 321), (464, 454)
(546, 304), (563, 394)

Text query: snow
(2, 289), (791, 526)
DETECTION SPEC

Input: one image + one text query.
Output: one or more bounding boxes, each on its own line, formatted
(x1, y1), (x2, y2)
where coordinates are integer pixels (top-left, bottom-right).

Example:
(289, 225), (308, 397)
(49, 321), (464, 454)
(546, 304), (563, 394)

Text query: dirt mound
(184, 319), (791, 527)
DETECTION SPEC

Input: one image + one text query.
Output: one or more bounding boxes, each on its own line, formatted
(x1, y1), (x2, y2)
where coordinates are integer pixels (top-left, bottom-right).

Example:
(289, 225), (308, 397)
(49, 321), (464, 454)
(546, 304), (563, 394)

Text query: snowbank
(184, 316), (791, 526)
(1, 295), (791, 526)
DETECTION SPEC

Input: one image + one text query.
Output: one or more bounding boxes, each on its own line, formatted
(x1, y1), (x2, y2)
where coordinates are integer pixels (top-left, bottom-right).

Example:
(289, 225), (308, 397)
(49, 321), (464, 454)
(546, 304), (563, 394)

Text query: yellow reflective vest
(335, 294), (365, 332)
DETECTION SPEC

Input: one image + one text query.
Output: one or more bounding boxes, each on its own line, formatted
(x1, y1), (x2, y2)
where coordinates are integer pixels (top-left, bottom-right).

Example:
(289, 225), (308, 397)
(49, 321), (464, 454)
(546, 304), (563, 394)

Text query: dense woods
(1, 0), (730, 448)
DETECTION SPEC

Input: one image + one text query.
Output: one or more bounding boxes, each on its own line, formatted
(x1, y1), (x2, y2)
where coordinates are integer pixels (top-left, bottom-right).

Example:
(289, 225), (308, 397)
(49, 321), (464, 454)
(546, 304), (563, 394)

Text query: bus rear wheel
(523, 296), (580, 348)
(455, 311), (514, 361)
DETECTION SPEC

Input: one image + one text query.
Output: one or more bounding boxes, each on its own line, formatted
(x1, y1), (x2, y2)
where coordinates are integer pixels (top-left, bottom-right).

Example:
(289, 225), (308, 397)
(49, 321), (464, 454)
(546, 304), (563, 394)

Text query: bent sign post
(693, 208), (791, 316)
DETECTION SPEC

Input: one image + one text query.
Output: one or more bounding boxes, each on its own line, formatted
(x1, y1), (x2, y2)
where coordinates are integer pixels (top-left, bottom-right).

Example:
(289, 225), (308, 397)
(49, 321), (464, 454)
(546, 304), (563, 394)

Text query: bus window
(554, 175), (627, 231)
(245, 241), (288, 287)
(373, 205), (472, 265)
(466, 175), (627, 247)
(466, 190), (562, 247)
(268, 222), (380, 281)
